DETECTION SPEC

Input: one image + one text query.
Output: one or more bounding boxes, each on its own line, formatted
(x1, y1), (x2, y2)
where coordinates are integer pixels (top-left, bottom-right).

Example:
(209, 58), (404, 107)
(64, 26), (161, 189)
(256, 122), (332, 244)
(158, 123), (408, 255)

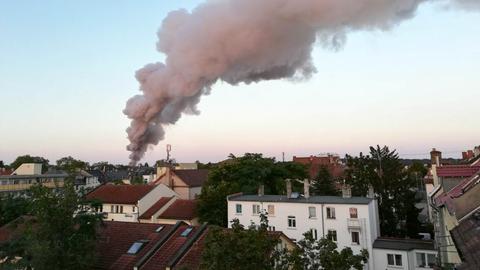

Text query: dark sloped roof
(158, 199), (197, 220)
(139, 197), (174, 220)
(94, 221), (174, 270)
(173, 169), (208, 187)
(86, 184), (155, 204)
(228, 194), (372, 205)
(373, 238), (435, 251)
(104, 170), (129, 182)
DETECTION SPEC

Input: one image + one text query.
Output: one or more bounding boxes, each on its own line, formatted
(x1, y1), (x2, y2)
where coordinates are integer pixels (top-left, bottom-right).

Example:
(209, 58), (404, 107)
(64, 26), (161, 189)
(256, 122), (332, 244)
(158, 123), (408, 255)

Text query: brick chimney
(430, 148), (442, 167)
(258, 185), (265, 196)
(342, 184), (352, 198)
(303, 179), (310, 199)
(286, 179), (292, 198)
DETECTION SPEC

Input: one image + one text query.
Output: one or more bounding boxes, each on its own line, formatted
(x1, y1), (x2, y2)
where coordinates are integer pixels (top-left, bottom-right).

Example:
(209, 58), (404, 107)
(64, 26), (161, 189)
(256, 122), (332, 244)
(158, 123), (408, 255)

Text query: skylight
(180, 227), (193, 237)
(126, 240), (148, 255)
(155, 226), (164, 233)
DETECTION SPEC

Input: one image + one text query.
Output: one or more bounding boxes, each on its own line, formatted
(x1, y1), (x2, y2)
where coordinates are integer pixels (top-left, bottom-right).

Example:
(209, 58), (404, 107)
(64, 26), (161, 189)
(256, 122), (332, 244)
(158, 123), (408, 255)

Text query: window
(351, 231), (360, 245)
(327, 230), (337, 242)
(120, 206), (123, 213)
(310, 229), (318, 240)
(267, 205), (275, 216)
(236, 204), (242, 214)
(155, 226), (164, 233)
(288, 216), (296, 228)
(252, 204), (261, 215)
(308, 206), (316, 218)
(349, 207), (358, 219)
(126, 240), (149, 254)
(326, 207), (335, 219)
(132, 206), (136, 213)
(111, 205), (114, 213)
(181, 227), (193, 237)
(268, 226), (276, 231)
(388, 254), (403, 266)
(416, 252), (436, 268)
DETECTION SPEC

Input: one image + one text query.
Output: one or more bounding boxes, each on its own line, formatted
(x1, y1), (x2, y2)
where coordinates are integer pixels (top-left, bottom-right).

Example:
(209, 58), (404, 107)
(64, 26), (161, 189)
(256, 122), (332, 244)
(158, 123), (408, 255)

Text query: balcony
(347, 218), (362, 229)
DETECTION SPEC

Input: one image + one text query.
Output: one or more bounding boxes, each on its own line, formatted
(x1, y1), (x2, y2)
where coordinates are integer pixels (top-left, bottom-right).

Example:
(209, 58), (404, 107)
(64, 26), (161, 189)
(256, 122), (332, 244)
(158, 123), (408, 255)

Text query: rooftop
(139, 197), (174, 220)
(158, 199), (198, 220)
(373, 237), (435, 251)
(436, 165), (480, 178)
(172, 169), (209, 187)
(86, 184), (155, 204)
(228, 194), (372, 205)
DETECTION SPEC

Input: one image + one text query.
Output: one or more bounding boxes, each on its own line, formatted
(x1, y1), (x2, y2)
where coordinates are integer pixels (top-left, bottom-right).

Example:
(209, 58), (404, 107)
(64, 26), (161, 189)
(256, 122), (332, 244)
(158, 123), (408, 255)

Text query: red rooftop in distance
(86, 184), (155, 204)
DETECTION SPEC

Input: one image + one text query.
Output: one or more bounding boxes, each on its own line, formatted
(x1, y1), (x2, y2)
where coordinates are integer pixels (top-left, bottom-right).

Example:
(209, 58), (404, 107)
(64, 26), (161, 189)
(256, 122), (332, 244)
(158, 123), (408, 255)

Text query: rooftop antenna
(166, 144), (172, 163)
(282, 152), (285, 162)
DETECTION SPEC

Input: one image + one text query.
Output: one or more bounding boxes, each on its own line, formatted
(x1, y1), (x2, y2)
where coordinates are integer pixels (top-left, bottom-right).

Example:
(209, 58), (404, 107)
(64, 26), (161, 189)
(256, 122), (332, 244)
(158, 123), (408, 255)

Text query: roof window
(126, 240), (149, 254)
(180, 227), (193, 237)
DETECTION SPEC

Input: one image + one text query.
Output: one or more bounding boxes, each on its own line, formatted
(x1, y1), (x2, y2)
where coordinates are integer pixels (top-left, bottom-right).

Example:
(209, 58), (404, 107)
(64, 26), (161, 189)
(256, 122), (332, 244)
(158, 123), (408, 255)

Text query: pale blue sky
(0, 1), (479, 165)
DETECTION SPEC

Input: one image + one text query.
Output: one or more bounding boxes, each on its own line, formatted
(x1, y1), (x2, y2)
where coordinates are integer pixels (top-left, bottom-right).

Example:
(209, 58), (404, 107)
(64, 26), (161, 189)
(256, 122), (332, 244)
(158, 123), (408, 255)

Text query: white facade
(13, 163), (42, 175)
(227, 194), (380, 270)
(373, 248), (437, 270)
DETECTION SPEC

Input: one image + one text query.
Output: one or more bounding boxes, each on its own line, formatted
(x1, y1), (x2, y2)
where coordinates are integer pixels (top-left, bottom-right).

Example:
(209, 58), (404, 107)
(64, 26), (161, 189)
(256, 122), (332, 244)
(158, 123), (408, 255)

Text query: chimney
(342, 184), (352, 198)
(258, 185), (265, 196)
(430, 148), (442, 167)
(286, 179), (292, 199)
(303, 179), (310, 199)
(474, 146), (480, 157)
(367, 185), (375, 199)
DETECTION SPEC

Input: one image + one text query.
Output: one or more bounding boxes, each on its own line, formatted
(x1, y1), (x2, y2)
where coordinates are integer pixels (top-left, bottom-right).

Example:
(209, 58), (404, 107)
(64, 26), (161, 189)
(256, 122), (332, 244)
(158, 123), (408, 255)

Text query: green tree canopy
(56, 156), (89, 173)
(0, 195), (30, 226)
(197, 153), (307, 226)
(311, 165), (339, 196)
(10, 155), (49, 172)
(200, 215), (280, 270)
(345, 145), (422, 238)
(0, 181), (102, 270)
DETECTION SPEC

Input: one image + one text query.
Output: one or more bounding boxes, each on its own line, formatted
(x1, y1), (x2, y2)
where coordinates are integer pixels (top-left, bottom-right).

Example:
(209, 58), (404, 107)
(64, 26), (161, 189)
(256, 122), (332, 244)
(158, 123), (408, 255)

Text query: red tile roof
(141, 225), (198, 270)
(435, 170), (480, 210)
(293, 155), (345, 179)
(95, 221), (174, 270)
(86, 184), (155, 204)
(0, 168), (13, 175)
(173, 169), (209, 187)
(158, 199), (197, 220)
(436, 165), (480, 178)
(175, 228), (209, 269)
(139, 197), (173, 220)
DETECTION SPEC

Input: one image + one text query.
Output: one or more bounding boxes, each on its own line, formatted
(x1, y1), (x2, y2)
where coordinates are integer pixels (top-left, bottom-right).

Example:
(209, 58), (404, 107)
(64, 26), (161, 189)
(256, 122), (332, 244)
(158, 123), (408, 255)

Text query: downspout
(321, 204), (325, 237)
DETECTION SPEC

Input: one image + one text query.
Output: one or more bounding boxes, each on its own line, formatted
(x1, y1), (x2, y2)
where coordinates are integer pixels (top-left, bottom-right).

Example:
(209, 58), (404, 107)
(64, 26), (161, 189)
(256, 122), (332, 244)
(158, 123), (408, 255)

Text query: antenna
(166, 144), (172, 163)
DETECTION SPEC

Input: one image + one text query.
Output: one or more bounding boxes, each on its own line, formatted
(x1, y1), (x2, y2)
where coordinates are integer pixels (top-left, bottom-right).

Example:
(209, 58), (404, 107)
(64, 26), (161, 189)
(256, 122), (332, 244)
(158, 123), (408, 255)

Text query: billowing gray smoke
(123, 0), (478, 164)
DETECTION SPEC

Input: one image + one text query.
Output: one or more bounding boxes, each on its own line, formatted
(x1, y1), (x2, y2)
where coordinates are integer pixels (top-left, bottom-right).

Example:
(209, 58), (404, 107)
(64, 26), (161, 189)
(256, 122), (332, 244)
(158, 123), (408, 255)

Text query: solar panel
(180, 227), (193, 237)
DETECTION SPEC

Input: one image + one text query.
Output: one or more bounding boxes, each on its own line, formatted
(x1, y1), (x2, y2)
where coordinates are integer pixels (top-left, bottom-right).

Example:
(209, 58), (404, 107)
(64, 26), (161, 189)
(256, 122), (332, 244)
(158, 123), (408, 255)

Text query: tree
(311, 166), (339, 196)
(283, 231), (368, 270)
(10, 155), (49, 172)
(0, 195), (30, 226)
(200, 214), (280, 270)
(345, 145), (422, 237)
(56, 156), (88, 173)
(0, 181), (102, 269)
(197, 153), (307, 226)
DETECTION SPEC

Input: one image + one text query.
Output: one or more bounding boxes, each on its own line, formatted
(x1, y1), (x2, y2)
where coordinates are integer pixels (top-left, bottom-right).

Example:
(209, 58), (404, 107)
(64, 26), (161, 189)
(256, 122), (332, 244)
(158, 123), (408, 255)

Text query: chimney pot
(304, 179), (310, 199)
(258, 185), (265, 196)
(286, 179), (292, 199)
(342, 184), (352, 198)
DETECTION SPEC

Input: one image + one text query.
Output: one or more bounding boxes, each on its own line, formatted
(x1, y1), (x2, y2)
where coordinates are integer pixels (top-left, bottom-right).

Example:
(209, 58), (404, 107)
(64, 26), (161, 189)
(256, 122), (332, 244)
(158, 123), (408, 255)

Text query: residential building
(74, 170), (102, 192)
(92, 221), (296, 270)
(152, 167), (208, 200)
(139, 197), (199, 225)
(227, 182), (380, 270)
(86, 184), (177, 222)
(427, 147), (480, 268)
(293, 154), (345, 180)
(0, 163), (67, 196)
(372, 238), (437, 269)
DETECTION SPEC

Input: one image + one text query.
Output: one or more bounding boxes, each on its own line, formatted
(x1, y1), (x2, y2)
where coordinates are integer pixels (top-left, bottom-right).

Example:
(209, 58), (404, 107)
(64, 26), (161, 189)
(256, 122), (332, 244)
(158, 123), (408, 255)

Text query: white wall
(102, 203), (138, 222)
(373, 248), (437, 270)
(13, 163), (42, 175)
(137, 184), (178, 216)
(228, 199), (378, 270)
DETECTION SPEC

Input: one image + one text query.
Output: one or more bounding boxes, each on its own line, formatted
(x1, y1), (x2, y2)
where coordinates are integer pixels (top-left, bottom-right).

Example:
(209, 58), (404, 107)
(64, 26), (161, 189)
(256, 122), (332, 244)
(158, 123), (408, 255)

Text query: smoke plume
(123, 0), (476, 164)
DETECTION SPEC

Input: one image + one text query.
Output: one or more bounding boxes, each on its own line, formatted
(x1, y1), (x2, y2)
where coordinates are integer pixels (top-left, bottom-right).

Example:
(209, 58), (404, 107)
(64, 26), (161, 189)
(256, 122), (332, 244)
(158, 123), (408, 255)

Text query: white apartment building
(372, 238), (437, 270)
(227, 189), (380, 270)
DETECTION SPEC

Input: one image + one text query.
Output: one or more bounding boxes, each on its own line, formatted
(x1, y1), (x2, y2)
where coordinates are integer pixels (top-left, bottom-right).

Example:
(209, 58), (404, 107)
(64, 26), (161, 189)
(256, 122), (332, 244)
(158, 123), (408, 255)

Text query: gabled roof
(139, 197), (174, 220)
(172, 169), (208, 187)
(436, 165), (480, 178)
(373, 237), (435, 251)
(86, 184), (155, 204)
(158, 199), (197, 220)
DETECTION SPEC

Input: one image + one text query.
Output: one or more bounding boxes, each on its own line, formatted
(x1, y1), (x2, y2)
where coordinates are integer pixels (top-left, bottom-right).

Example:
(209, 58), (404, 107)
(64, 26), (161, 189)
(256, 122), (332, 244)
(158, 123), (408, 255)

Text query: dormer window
(126, 240), (149, 254)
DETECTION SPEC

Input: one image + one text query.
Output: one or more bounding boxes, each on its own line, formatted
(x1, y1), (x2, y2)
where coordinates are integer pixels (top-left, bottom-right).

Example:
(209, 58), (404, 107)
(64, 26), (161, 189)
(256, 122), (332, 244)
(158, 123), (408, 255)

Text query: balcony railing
(347, 218), (362, 229)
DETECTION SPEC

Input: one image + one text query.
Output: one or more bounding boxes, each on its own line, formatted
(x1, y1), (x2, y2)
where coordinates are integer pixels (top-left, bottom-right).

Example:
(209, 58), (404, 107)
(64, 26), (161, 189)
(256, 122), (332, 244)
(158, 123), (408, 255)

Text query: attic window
(180, 227), (193, 237)
(155, 226), (164, 233)
(126, 240), (149, 255)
